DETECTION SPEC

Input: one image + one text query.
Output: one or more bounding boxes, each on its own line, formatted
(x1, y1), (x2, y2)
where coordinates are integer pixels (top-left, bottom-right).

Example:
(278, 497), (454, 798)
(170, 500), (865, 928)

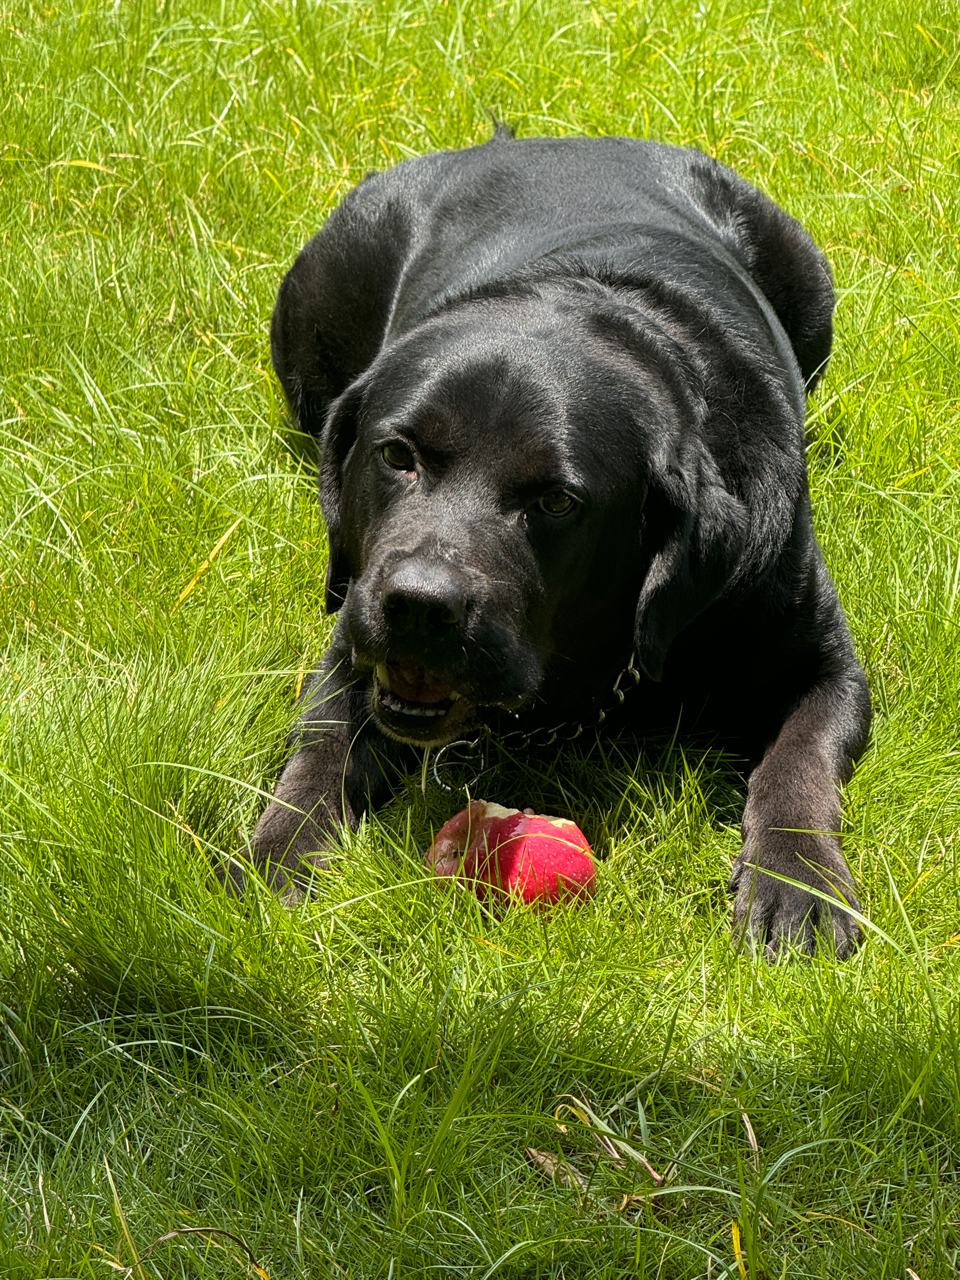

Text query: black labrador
(246, 130), (871, 959)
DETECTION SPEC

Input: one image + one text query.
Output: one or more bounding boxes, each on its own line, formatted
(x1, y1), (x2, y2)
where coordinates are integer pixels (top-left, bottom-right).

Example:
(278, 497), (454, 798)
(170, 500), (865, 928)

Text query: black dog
(247, 130), (871, 959)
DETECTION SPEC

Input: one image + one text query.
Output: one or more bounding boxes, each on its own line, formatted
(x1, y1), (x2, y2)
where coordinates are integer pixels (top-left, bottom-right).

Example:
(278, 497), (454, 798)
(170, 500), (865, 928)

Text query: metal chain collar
(429, 651), (644, 792)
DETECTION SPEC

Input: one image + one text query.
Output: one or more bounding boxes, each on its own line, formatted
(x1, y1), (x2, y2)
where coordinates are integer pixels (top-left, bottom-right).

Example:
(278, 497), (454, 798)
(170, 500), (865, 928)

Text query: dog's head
(315, 290), (751, 745)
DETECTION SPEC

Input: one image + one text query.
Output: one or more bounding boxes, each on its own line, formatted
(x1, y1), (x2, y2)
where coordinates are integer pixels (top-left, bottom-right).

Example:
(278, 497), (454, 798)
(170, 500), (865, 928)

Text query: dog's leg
(730, 665), (871, 960)
(229, 652), (409, 901)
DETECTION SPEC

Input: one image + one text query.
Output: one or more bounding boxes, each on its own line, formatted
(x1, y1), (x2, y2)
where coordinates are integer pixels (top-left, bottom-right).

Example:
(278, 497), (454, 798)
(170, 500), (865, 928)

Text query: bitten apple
(425, 800), (596, 907)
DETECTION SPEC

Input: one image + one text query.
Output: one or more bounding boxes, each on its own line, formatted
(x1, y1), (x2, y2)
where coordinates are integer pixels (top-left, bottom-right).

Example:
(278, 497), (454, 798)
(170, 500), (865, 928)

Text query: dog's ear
(635, 439), (748, 682)
(318, 378), (367, 614)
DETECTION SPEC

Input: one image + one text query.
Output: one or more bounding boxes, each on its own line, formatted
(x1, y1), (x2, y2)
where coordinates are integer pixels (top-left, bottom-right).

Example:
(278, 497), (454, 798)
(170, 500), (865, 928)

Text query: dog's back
(271, 134), (833, 434)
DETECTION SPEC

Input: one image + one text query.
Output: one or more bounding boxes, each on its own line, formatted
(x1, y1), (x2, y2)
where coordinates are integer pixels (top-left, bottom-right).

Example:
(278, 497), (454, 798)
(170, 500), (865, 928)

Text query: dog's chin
(370, 664), (477, 746)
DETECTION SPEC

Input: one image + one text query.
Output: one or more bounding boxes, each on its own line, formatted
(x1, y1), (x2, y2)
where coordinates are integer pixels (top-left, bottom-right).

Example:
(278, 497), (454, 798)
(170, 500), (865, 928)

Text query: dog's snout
(381, 560), (469, 638)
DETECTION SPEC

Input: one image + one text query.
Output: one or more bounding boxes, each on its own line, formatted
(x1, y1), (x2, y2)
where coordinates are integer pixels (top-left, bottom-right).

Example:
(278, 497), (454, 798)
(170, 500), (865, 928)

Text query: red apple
(425, 800), (596, 908)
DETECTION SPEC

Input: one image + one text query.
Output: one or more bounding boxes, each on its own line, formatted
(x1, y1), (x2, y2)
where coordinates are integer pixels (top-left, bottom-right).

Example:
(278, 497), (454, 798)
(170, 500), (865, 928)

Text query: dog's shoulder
(269, 140), (528, 426)
(672, 151), (834, 390)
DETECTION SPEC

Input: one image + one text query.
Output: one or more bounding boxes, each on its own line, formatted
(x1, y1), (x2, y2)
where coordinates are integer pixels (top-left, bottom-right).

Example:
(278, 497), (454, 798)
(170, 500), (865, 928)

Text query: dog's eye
(536, 491), (578, 518)
(381, 440), (416, 472)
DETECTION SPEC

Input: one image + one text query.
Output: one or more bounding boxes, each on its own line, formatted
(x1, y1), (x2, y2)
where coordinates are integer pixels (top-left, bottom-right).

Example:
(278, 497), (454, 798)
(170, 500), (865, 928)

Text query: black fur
(245, 133), (871, 959)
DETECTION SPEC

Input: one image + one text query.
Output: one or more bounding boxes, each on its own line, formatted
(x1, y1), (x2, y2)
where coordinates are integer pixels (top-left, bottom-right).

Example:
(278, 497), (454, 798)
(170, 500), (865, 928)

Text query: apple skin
(425, 800), (596, 908)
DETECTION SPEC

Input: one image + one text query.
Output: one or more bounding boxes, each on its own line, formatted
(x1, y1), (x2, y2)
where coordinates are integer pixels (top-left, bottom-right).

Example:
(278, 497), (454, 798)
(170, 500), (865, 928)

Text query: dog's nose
(381, 560), (468, 638)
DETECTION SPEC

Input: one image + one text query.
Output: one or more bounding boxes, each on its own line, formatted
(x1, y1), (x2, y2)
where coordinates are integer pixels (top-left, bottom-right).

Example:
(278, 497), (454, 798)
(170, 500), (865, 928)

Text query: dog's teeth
(378, 689), (454, 717)
(378, 686), (451, 717)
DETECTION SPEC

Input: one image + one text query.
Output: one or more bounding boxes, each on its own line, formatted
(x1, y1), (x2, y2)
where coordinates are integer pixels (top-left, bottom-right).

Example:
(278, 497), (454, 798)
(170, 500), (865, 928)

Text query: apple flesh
(425, 800), (596, 908)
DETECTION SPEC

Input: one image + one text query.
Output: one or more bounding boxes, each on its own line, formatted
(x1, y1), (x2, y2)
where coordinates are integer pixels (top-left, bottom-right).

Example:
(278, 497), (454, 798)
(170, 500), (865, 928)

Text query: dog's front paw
(215, 797), (339, 903)
(728, 846), (861, 961)
(216, 845), (332, 904)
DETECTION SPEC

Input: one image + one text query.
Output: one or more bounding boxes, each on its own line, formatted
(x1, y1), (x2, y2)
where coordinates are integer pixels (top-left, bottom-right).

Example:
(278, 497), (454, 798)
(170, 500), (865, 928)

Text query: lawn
(1, 0), (959, 1275)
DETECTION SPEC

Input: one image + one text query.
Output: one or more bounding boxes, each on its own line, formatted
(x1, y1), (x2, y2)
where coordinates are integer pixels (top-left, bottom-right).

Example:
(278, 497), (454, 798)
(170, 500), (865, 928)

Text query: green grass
(2, 0), (960, 1275)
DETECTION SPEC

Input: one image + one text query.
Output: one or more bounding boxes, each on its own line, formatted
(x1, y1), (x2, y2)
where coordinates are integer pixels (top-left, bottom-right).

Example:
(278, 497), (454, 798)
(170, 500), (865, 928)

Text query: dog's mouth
(372, 663), (473, 743)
